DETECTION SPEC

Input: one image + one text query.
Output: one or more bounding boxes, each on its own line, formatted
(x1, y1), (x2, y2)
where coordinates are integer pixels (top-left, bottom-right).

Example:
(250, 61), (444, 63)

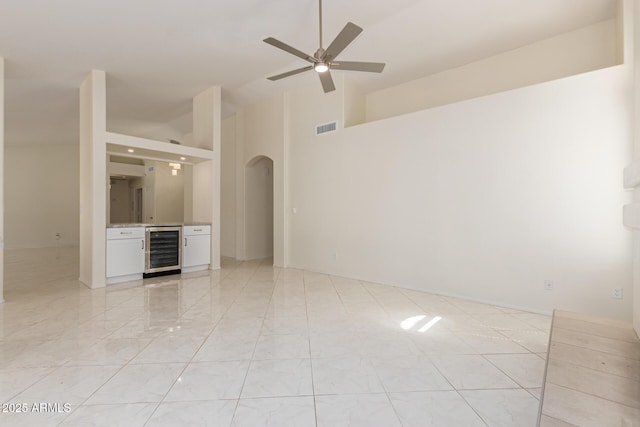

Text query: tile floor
(539, 310), (640, 426)
(0, 247), (552, 426)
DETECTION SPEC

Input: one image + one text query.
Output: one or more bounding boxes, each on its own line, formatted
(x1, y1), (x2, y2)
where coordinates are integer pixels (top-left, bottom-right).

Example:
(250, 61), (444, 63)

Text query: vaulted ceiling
(0, 0), (617, 145)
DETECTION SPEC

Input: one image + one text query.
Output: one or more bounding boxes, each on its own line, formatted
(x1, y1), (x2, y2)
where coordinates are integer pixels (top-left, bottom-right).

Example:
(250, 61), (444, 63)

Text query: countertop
(107, 222), (211, 228)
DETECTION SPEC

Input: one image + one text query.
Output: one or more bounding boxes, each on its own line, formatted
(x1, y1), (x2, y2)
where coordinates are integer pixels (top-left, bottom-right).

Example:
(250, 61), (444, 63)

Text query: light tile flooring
(0, 247), (552, 426)
(539, 310), (640, 426)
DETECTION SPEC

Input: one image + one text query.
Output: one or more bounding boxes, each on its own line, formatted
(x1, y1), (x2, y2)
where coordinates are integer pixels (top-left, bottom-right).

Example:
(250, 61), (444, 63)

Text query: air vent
(316, 121), (338, 136)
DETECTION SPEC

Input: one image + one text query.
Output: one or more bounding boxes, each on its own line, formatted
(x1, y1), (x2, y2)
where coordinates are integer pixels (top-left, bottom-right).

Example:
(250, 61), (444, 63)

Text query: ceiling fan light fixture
(314, 62), (329, 73)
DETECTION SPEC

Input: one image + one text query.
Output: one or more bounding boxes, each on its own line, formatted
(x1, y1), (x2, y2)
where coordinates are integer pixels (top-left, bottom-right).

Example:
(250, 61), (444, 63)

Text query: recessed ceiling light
(180, 157), (186, 161)
(127, 149), (134, 153)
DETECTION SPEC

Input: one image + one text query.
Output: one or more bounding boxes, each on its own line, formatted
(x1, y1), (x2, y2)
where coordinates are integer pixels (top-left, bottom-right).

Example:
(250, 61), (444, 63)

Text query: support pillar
(0, 58), (5, 302)
(193, 87), (221, 270)
(79, 70), (107, 288)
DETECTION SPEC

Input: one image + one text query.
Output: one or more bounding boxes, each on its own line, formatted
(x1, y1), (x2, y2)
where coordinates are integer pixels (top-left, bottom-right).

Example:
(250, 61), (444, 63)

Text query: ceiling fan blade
(267, 65), (314, 81)
(263, 37), (315, 63)
(318, 70), (336, 93)
(331, 61), (385, 73)
(323, 22), (363, 61)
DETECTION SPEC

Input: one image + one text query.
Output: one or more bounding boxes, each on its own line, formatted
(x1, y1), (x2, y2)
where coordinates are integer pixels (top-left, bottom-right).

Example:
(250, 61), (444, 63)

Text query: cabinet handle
(194, 229), (202, 232)
(120, 231), (132, 235)
(141, 240), (145, 250)
(185, 237), (188, 247)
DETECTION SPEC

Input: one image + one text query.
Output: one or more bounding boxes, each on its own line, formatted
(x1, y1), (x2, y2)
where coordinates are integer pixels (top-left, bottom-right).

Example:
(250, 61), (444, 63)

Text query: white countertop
(107, 222), (211, 228)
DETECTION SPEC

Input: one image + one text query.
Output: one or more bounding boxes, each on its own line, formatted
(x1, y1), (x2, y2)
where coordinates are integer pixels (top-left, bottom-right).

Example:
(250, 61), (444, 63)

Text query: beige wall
(366, 19), (618, 122)
(221, 116), (236, 257)
(5, 143), (79, 248)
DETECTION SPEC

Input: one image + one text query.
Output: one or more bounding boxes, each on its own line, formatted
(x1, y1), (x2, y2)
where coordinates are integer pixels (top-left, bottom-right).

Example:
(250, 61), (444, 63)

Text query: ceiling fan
(263, 0), (385, 93)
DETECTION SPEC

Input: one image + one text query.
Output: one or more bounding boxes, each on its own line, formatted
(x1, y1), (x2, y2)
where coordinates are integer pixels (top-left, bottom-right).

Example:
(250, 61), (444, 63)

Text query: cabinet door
(106, 238), (145, 277)
(182, 234), (211, 268)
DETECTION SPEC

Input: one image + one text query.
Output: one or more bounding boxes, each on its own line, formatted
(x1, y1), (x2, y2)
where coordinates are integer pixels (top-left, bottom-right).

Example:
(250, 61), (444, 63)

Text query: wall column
(192, 86), (221, 270)
(79, 70), (107, 288)
(631, 0), (640, 335)
(0, 57), (5, 302)
(234, 110), (246, 260)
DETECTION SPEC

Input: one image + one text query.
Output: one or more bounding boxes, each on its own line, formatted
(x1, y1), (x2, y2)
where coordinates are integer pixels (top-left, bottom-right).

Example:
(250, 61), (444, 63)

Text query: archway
(245, 156), (274, 261)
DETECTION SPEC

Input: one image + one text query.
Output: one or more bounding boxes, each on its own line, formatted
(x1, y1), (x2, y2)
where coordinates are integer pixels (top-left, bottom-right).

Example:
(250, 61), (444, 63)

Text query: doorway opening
(245, 156), (274, 261)
(134, 187), (143, 223)
(109, 178), (132, 223)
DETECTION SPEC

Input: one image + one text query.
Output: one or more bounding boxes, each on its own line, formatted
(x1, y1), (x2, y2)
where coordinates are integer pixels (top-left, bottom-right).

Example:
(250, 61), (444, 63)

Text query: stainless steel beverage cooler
(144, 226), (182, 277)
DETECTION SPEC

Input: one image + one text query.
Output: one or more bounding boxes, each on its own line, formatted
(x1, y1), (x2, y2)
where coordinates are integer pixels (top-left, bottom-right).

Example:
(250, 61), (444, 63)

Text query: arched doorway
(245, 156), (274, 261)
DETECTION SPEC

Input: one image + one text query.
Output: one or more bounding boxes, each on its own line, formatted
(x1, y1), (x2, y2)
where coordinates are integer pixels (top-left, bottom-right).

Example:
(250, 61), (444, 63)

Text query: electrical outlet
(55, 233), (61, 240)
(612, 288), (623, 299)
(544, 279), (554, 291)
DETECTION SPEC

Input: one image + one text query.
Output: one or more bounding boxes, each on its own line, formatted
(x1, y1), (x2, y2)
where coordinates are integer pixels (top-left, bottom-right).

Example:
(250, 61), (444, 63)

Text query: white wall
(192, 86), (221, 270)
(221, 116), (236, 257)
(366, 19), (618, 123)
(5, 144), (79, 248)
(632, 0), (640, 334)
(343, 78), (366, 127)
(192, 161), (212, 223)
(183, 164), (193, 223)
(245, 156), (274, 260)
(0, 57), (4, 302)
(287, 65), (633, 320)
(79, 70), (107, 288)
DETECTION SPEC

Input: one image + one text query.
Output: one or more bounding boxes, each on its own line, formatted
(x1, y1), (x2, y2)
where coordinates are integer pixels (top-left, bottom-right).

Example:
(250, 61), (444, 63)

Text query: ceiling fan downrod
(319, 0), (323, 49)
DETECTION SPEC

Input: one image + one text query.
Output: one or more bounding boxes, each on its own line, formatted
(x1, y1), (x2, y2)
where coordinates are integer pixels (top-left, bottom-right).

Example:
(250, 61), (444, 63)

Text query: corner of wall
(343, 78), (366, 128)
(0, 57), (4, 302)
(617, 0), (634, 65)
(79, 70), (107, 288)
(220, 115), (237, 258)
(630, 0), (640, 336)
(282, 91), (291, 268)
(366, 16), (621, 123)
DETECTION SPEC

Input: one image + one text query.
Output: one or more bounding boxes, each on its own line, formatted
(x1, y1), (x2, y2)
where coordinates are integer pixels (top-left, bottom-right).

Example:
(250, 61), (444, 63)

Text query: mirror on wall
(107, 156), (192, 225)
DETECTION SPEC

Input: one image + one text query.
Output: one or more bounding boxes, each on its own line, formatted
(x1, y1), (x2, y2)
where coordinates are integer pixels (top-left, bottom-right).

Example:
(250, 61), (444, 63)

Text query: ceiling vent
(316, 121), (338, 136)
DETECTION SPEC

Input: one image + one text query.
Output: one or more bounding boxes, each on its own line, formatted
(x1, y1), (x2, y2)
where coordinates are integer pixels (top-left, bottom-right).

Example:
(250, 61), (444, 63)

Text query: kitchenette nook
(80, 70), (221, 288)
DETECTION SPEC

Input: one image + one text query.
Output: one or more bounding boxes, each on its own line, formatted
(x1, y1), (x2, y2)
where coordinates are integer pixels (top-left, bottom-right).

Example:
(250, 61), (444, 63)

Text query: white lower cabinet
(106, 227), (145, 282)
(183, 225), (211, 270)
(106, 225), (210, 283)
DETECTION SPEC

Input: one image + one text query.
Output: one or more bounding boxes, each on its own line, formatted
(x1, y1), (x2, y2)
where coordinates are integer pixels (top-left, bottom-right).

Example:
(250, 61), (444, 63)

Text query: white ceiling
(0, 0), (617, 145)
